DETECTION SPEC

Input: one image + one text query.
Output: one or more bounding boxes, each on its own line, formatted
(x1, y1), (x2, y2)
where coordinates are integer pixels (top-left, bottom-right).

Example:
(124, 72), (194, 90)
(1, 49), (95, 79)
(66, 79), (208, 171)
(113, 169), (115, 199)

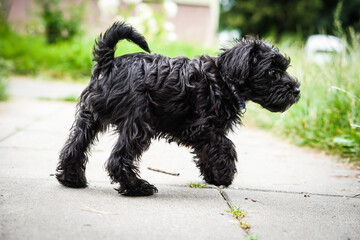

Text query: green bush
(0, 28), (94, 79)
(0, 28), (215, 80)
(39, 0), (84, 44)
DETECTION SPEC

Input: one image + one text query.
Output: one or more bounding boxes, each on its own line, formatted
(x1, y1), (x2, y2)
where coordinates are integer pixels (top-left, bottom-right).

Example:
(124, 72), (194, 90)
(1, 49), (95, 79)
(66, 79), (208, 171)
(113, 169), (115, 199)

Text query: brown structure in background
(5, 0), (219, 46)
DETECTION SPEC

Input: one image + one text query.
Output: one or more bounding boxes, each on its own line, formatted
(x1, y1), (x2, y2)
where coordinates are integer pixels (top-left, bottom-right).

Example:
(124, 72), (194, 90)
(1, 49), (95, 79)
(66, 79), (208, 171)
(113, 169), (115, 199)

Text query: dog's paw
(56, 171), (88, 188)
(118, 180), (158, 196)
(203, 170), (234, 187)
(205, 177), (232, 188)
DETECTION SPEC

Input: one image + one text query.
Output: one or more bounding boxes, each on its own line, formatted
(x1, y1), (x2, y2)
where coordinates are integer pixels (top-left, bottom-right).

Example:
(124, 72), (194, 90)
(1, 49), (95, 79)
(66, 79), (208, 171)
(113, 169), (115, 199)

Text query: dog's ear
(216, 40), (259, 85)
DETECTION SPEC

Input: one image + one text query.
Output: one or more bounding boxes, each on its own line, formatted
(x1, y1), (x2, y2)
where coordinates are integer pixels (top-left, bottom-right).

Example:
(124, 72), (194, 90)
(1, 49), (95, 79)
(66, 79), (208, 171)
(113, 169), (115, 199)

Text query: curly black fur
(56, 22), (300, 196)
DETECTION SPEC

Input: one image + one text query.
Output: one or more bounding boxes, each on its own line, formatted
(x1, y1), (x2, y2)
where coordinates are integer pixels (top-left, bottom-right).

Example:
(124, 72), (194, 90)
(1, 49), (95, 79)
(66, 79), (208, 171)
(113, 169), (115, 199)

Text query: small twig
(81, 206), (118, 215)
(334, 174), (360, 179)
(147, 167), (180, 176)
(244, 197), (264, 205)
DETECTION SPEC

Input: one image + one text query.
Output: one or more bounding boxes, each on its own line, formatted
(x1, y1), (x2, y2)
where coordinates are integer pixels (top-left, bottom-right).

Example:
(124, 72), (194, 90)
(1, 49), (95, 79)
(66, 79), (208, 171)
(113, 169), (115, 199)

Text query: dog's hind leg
(56, 107), (101, 188)
(192, 133), (237, 187)
(106, 121), (157, 196)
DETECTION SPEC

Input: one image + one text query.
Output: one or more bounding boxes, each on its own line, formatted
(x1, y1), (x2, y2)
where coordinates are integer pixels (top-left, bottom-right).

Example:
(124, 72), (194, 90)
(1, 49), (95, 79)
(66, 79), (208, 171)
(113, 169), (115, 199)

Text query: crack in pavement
(217, 187), (234, 208)
(0, 174), (356, 199)
(226, 186), (358, 198)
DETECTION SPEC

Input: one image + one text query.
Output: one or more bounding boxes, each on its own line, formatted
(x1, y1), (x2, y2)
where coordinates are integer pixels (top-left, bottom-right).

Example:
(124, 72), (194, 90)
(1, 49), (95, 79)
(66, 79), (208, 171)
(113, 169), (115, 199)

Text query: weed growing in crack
(226, 206), (246, 220)
(187, 183), (207, 188)
(226, 206), (255, 233)
(240, 220), (251, 233)
(245, 234), (260, 240)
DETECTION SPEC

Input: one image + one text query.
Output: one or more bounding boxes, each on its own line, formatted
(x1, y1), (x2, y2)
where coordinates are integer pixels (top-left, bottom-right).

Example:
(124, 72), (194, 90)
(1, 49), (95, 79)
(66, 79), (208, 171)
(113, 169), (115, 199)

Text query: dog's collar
(238, 94), (246, 111)
(230, 84), (246, 112)
(218, 69), (246, 112)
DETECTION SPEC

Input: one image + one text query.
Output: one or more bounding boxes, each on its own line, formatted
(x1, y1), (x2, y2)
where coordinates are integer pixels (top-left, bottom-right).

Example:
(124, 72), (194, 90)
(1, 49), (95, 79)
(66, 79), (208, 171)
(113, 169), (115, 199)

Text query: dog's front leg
(106, 125), (157, 196)
(192, 133), (237, 187)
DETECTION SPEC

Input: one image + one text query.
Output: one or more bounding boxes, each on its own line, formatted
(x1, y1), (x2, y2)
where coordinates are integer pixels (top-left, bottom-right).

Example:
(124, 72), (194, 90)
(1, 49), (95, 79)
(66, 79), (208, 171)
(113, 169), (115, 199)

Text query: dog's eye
(268, 69), (276, 76)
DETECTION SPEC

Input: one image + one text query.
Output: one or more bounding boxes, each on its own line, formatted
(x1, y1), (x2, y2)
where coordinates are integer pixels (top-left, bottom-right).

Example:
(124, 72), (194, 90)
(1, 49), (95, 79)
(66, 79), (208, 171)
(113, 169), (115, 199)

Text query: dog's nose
(293, 87), (300, 94)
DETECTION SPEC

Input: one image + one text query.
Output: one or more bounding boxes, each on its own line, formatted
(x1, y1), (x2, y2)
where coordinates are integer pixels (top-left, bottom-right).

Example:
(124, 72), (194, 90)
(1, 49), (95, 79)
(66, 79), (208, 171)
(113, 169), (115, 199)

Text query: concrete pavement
(0, 78), (359, 240)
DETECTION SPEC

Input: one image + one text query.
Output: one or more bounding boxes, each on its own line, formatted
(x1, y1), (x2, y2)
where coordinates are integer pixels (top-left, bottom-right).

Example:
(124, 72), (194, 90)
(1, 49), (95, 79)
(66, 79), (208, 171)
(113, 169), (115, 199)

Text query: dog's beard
(252, 88), (300, 113)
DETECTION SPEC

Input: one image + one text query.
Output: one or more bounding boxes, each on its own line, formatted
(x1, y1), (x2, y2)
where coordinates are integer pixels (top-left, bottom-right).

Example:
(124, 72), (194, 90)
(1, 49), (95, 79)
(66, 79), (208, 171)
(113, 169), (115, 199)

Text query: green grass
(347, 193), (360, 200)
(240, 220), (251, 232)
(245, 37), (360, 165)
(187, 183), (207, 188)
(226, 206), (247, 220)
(0, 77), (7, 101)
(0, 28), (92, 80)
(245, 235), (260, 240)
(0, 27), (216, 81)
(38, 95), (78, 102)
(0, 57), (11, 101)
(226, 205), (252, 232)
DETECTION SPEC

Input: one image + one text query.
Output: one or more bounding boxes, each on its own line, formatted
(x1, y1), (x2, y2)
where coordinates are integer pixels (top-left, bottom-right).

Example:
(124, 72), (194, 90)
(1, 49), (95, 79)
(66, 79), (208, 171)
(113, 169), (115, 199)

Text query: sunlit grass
(0, 57), (11, 101)
(0, 27), (216, 81)
(226, 206), (247, 220)
(0, 78), (7, 101)
(187, 183), (207, 188)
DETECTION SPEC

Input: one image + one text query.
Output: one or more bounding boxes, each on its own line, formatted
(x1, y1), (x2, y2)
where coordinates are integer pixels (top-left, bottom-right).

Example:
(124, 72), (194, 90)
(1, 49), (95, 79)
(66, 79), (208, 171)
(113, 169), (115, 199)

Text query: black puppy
(56, 22), (300, 196)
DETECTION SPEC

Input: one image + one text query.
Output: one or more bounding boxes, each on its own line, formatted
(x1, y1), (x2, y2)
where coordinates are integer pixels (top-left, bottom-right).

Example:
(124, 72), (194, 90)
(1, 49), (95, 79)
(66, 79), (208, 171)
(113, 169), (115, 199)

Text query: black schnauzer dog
(56, 22), (300, 196)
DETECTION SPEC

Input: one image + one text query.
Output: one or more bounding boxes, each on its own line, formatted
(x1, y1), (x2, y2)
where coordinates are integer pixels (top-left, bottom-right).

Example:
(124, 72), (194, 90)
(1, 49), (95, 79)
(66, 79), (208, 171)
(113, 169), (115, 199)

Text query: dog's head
(216, 39), (300, 112)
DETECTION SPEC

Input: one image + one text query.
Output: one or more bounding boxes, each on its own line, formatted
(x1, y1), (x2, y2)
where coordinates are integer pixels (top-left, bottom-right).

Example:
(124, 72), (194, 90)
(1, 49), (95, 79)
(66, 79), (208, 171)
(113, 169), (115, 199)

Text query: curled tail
(92, 22), (150, 77)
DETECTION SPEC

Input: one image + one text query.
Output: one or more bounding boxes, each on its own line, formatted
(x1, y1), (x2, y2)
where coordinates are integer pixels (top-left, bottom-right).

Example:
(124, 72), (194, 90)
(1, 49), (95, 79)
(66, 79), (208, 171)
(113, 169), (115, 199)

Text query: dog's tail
(92, 21), (150, 78)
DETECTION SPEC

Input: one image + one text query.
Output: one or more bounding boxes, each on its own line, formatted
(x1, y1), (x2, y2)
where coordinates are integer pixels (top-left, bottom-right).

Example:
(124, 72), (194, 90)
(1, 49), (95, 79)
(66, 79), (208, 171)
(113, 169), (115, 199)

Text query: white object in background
(122, 0), (142, 4)
(135, 3), (153, 21)
(98, 0), (120, 18)
(305, 34), (344, 64)
(218, 29), (241, 46)
(163, 0), (178, 19)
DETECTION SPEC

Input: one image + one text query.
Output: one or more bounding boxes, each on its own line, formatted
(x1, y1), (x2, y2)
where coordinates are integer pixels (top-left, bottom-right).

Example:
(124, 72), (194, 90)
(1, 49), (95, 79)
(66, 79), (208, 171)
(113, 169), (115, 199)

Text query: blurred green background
(0, 0), (359, 164)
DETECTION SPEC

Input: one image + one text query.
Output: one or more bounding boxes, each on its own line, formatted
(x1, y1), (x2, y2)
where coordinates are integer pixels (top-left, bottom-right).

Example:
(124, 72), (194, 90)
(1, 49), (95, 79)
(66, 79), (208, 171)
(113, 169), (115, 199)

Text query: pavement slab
(228, 129), (360, 196)
(224, 188), (360, 240)
(0, 179), (244, 240)
(7, 77), (86, 100)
